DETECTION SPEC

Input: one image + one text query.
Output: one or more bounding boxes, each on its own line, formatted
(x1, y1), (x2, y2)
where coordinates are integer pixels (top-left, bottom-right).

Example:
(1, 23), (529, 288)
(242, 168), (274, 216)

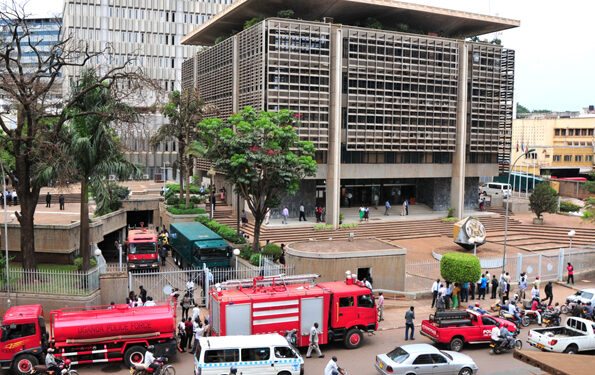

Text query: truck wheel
(449, 337), (464, 352)
(564, 344), (578, 354)
(344, 328), (363, 349)
(124, 345), (146, 367)
(12, 354), (38, 375)
(521, 316), (531, 327)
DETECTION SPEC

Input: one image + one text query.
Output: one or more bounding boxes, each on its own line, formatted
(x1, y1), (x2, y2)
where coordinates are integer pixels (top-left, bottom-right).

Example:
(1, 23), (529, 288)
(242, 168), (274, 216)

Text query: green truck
(169, 222), (232, 268)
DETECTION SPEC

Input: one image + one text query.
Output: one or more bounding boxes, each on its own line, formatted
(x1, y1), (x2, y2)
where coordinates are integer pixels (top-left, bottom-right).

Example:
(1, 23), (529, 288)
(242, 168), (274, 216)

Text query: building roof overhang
(182, 0), (520, 46)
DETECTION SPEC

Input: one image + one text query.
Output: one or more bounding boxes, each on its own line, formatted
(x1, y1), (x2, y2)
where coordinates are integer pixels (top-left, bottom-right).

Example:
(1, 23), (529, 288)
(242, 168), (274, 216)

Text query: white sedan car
(375, 343), (478, 375)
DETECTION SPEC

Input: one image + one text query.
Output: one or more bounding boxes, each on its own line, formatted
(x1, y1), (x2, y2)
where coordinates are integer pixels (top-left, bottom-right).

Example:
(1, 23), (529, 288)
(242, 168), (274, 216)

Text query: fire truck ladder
(217, 273), (320, 290)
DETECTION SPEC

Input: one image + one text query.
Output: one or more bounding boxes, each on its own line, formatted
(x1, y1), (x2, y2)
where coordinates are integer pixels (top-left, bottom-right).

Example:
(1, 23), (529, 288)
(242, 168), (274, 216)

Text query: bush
(240, 246), (252, 260)
(440, 253), (481, 283)
(560, 201), (580, 213)
(190, 195), (205, 204)
(74, 257), (98, 271)
(194, 216), (246, 244)
(447, 207), (455, 218)
(442, 217), (459, 222)
(249, 253), (261, 266)
(529, 182), (558, 219)
(262, 243), (283, 261)
(166, 183), (203, 195)
(167, 205), (207, 215)
(166, 196), (182, 205)
(313, 224), (333, 230)
(340, 223), (358, 228)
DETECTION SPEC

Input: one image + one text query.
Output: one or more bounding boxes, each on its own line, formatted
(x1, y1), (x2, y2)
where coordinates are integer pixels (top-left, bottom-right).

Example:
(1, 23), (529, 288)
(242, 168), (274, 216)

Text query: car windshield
(581, 292), (593, 300)
(387, 347), (409, 363)
(439, 351), (453, 360)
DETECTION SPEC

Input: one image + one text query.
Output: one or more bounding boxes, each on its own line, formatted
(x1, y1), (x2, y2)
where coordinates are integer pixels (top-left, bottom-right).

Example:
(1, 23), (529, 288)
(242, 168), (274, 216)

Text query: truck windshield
(129, 242), (156, 254)
(387, 347), (409, 363)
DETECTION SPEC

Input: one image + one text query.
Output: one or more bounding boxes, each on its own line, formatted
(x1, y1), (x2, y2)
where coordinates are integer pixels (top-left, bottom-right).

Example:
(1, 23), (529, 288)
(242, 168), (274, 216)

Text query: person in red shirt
(567, 262), (574, 285)
(531, 298), (542, 325)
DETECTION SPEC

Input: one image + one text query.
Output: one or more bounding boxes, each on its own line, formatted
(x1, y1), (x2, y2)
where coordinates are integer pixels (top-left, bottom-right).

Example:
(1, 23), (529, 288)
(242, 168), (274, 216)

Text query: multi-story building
(512, 117), (595, 177)
(61, 0), (233, 178)
(0, 17), (62, 129)
(181, 0), (519, 225)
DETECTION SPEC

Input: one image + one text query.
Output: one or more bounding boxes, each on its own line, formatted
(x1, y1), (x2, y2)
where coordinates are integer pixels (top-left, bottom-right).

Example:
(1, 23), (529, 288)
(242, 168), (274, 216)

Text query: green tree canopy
(198, 107), (317, 250)
(440, 253), (481, 283)
(529, 182), (558, 220)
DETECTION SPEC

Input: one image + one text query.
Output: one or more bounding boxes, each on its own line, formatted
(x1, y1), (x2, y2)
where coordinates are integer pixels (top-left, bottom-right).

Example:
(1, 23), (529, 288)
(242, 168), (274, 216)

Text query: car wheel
(343, 328), (363, 349)
(564, 345), (578, 354)
(450, 337), (464, 352)
(521, 316), (531, 327)
(459, 367), (473, 375)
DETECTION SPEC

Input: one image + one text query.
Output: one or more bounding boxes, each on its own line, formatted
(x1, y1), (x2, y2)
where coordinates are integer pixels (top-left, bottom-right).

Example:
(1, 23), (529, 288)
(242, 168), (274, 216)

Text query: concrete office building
(181, 0), (519, 226)
(61, 0), (233, 178)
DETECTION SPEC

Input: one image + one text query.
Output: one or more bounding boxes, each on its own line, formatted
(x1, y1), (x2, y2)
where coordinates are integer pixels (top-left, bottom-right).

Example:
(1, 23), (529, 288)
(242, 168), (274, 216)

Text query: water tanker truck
(0, 302), (176, 375)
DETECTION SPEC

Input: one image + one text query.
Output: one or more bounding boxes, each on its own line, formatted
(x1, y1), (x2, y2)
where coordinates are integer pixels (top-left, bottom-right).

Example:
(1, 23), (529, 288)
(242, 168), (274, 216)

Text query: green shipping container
(169, 222), (232, 269)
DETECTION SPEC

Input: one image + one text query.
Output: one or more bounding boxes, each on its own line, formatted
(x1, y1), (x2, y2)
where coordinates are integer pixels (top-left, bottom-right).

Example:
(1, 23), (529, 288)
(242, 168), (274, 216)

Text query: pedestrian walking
(12, 190), (17, 206)
(479, 274), (487, 300)
(377, 292), (384, 321)
(240, 210), (248, 226)
(364, 206), (370, 221)
(306, 322), (324, 358)
(177, 320), (186, 352)
(186, 279), (195, 298)
(518, 273), (527, 300)
(491, 275), (498, 299)
(139, 285), (147, 303)
(315, 205), (321, 222)
(299, 203), (306, 221)
(541, 281), (553, 306)
(501, 280), (509, 304)
(405, 306), (415, 340)
(264, 209), (270, 225)
(45, 191), (51, 207)
(431, 279), (440, 308)
(210, 192), (216, 211)
(180, 292), (193, 320)
(567, 262), (574, 285)
(401, 200), (406, 216)
(359, 206), (365, 221)
(436, 283), (446, 311)
(58, 194), (64, 210)
(184, 318), (193, 350)
(452, 283), (460, 309)
(461, 282), (469, 303)
(160, 245), (167, 266)
(279, 243), (286, 265)
(485, 271), (491, 296)
(190, 319), (205, 354)
(533, 275), (541, 290)
(444, 282), (452, 309)
(405, 199), (409, 215)
(384, 200), (391, 216)
(347, 192), (353, 207)
(282, 206), (289, 224)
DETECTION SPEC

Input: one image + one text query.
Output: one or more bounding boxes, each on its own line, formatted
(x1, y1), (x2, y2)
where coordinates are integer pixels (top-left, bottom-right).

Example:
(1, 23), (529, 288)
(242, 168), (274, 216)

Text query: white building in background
(61, 0), (233, 178)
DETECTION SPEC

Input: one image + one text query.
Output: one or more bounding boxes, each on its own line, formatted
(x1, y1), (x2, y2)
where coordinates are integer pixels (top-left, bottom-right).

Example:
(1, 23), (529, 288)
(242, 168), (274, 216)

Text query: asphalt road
(28, 327), (542, 375)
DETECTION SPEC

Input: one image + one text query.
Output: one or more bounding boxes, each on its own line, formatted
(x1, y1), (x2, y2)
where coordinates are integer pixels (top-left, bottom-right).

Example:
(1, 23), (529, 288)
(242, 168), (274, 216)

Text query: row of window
(198, 346), (297, 364)
(555, 128), (594, 136)
(553, 155), (593, 162)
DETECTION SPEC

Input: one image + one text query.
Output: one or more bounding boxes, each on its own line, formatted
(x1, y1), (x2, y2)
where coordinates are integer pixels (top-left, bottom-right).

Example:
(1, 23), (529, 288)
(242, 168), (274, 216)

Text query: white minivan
(194, 333), (304, 375)
(480, 182), (512, 198)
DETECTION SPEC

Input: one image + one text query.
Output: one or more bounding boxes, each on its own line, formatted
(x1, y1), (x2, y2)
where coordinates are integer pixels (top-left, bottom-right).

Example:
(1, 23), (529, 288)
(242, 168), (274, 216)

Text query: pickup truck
(420, 309), (517, 352)
(527, 316), (595, 354)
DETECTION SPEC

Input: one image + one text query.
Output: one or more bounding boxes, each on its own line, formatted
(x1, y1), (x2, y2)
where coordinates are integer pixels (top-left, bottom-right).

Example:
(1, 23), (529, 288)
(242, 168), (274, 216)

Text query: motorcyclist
(499, 325), (513, 349)
(229, 366), (238, 374)
(531, 298), (542, 325)
(491, 323), (503, 348)
(144, 345), (160, 374)
(508, 301), (521, 326)
(45, 348), (62, 374)
(585, 302), (594, 320)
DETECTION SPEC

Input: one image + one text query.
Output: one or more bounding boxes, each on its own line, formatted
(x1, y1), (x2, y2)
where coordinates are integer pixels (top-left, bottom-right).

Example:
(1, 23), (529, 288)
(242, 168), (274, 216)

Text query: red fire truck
(0, 302), (177, 375)
(126, 227), (159, 271)
(209, 273), (378, 349)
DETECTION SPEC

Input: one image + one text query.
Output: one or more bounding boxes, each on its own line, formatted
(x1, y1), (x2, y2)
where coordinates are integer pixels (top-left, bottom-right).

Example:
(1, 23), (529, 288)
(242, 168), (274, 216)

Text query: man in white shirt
(144, 297), (156, 307)
(508, 301), (521, 325)
(431, 279), (440, 308)
(364, 278), (372, 290)
(306, 322), (324, 358)
(491, 324), (502, 346)
(324, 356), (339, 375)
(190, 320), (205, 354)
(186, 279), (195, 298)
(377, 292), (385, 321)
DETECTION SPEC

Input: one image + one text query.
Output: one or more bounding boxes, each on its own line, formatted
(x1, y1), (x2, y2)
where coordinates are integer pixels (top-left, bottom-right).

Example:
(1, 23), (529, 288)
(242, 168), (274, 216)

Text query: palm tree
(65, 69), (139, 270)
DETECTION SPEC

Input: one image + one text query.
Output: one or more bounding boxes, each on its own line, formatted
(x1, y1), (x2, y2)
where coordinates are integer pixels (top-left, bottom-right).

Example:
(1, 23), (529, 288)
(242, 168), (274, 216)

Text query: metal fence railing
(1, 266), (100, 296)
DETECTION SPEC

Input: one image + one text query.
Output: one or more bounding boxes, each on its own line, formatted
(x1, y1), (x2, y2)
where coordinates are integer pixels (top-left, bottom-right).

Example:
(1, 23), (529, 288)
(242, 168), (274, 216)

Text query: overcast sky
(12, 0), (595, 112)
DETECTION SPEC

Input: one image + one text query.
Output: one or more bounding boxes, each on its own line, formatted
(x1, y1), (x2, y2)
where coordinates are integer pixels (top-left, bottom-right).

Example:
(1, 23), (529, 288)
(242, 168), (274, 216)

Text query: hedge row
(195, 215), (246, 244)
(167, 205), (207, 215)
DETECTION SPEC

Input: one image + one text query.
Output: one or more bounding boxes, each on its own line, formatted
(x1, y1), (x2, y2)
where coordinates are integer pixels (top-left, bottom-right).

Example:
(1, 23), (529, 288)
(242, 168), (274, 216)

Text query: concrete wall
(0, 291), (102, 320)
(122, 197), (161, 225)
(273, 180), (317, 219)
(100, 272), (129, 305)
(314, 163), (499, 180)
(286, 250), (407, 291)
(415, 177), (479, 211)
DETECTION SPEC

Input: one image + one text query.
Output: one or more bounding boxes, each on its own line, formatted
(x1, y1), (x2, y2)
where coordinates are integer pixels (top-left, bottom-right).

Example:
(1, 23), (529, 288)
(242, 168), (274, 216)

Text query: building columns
(450, 41), (469, 219)
(325, 25), (342, 229)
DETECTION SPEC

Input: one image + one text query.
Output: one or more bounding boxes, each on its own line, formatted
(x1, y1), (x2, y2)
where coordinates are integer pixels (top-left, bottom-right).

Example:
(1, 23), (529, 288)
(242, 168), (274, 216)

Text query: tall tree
(62, 69), (140, 270)
(152, 89), (213, 206)
(529, 182), (559, 221)
(0, 4), (147, 270)
(198, 107), (317, 251)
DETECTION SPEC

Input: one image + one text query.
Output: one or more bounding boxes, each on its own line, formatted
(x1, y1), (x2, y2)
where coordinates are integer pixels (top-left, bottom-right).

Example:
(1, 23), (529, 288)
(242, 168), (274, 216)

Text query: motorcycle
(490, 331), (522, 354)
(32, 359), (78, 375)
(542, 310), (561, 327)
(498, 308), (521, 328)
(131, 357), (176, 375)
(561, 300), (579, 315)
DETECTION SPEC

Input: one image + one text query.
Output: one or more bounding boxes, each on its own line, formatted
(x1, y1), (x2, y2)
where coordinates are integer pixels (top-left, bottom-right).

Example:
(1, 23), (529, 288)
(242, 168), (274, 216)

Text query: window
(575, 155), (583, 162)
(204, 349), (239, 363)
(339, 297), (354, 307)
(1, 323), (36, 342)
(581, 129), (588, 136)
(430, 354), (448, 364)
(387, 347), (409, 363)
(241, 348), (270, 361)
(587, 155), (593, 162)
(482, 316), (497, 326)
(357, 294), (375, 308)
(589, 129), (594, 136)
(568, 129), (574, 136)
(274, 346), (298, 359)
(412, 354), (433, 365)
(564, 155), (572, 162)
(172, 13), (175, 22)
(561, 129), (566, 136)
(555, 129), (560, 136)
(553, 155), (561, 162)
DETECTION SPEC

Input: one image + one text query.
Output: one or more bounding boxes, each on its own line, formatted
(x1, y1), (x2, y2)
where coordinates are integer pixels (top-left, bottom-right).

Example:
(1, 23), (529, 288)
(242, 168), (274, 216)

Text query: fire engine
(126, 226), (159, 271)
(0, 302), (177, 375)
(209, 272), (377, 349)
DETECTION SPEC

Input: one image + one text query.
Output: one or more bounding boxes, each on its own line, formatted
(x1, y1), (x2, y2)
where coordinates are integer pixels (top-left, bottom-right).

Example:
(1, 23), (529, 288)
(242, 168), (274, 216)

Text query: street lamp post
(162, 161), (169, 192)
(568, 230), (575, 264)
(0, 159), (10, 308)
(233, 248), (240, 271)
(502, 149), (535, 274)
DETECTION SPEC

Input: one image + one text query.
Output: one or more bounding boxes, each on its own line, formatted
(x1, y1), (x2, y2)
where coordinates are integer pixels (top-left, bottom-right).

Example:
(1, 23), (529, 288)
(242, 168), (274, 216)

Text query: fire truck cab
(126, 227), (159, 271)
(210, 274), (377, 349)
